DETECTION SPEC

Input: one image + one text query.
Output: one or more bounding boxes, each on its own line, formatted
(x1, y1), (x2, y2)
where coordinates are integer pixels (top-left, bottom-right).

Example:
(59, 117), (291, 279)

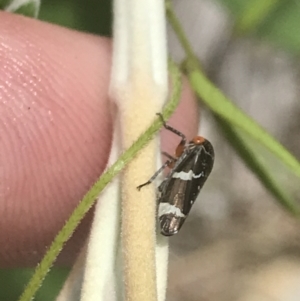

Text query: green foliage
(39, 0), (112, 36)
(0, 268), (69, 301)
(0, 0), (12, 9)
(1, 0), (40, 17)
(14, 2), (37, 17)
(219, 0), (300, 54)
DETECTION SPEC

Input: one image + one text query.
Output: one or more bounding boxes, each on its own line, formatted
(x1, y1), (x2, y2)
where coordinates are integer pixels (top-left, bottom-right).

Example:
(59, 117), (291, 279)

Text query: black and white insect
(137, 114), (214, 236)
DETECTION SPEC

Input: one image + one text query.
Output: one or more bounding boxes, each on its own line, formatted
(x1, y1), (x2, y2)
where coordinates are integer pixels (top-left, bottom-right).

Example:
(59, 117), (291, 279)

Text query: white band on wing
(158, 203), (186, 218)
(172, 170), (203, 180)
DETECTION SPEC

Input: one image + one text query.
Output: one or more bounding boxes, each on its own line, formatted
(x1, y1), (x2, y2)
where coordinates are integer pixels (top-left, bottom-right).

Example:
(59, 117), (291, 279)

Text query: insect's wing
(158, 140), (214, 236)
(182, 140), (214, 215)
(158, 177), (190, 235)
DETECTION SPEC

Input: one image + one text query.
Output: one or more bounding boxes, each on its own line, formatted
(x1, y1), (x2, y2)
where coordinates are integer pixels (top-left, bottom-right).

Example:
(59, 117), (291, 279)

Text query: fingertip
(0, 12), (112, 266)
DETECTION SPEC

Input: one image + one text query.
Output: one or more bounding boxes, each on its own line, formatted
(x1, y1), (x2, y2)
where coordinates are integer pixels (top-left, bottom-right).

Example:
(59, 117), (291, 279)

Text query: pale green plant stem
(110, 1), (169, 300)
(56, 119), (123, 301)
(80, 118), (121, 301)
(55, 243), (87, 301)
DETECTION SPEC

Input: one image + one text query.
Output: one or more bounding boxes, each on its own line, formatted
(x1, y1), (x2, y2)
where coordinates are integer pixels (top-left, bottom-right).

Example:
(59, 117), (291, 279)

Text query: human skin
(0, 11), (199, 267)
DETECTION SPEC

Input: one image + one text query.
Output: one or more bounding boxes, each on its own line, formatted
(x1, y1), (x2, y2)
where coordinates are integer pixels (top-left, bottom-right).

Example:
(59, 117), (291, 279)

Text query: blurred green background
(1, 0), (300, 300)
(39, 0), (112, 36)
(0, 269), (69, 301)
(37, 0), (300, 54)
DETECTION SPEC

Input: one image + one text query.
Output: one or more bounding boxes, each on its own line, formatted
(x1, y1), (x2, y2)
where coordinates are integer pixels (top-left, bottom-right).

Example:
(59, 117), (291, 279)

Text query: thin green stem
(165, 0), (196, 66)
(18, 60), (182, 301)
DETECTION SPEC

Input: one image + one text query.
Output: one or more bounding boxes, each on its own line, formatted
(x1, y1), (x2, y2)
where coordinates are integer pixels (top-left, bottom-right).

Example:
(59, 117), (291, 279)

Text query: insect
(137, 113), (214, 236)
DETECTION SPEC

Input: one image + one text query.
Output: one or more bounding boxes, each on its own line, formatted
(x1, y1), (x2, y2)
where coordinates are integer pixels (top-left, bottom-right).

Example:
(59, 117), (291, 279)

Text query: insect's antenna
(157, 113), (186, 145)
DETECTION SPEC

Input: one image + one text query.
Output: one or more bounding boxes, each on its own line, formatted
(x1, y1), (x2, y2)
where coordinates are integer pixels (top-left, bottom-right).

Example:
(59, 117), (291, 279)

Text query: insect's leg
(156, 113), (186, 146)
(137, 158), (175, 190)
(161, 151), (177, 161)
(157, 113), (187, 157)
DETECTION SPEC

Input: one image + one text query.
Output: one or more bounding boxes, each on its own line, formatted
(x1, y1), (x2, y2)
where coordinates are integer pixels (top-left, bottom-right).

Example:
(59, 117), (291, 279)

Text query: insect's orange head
(192, 136), (205, 145)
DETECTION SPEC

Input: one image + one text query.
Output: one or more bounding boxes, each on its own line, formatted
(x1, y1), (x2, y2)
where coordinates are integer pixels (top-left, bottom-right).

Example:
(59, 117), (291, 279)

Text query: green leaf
(0, 0), (13, 9)
(38, 0), (112, 36)
(3, 0), (40, 18)
(258, 1), (300, 54)
(13, 2), (38, 17)
(219, 0), (300, 54)
(0, 268), (69, 301)
(233, 0), (280, 35)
